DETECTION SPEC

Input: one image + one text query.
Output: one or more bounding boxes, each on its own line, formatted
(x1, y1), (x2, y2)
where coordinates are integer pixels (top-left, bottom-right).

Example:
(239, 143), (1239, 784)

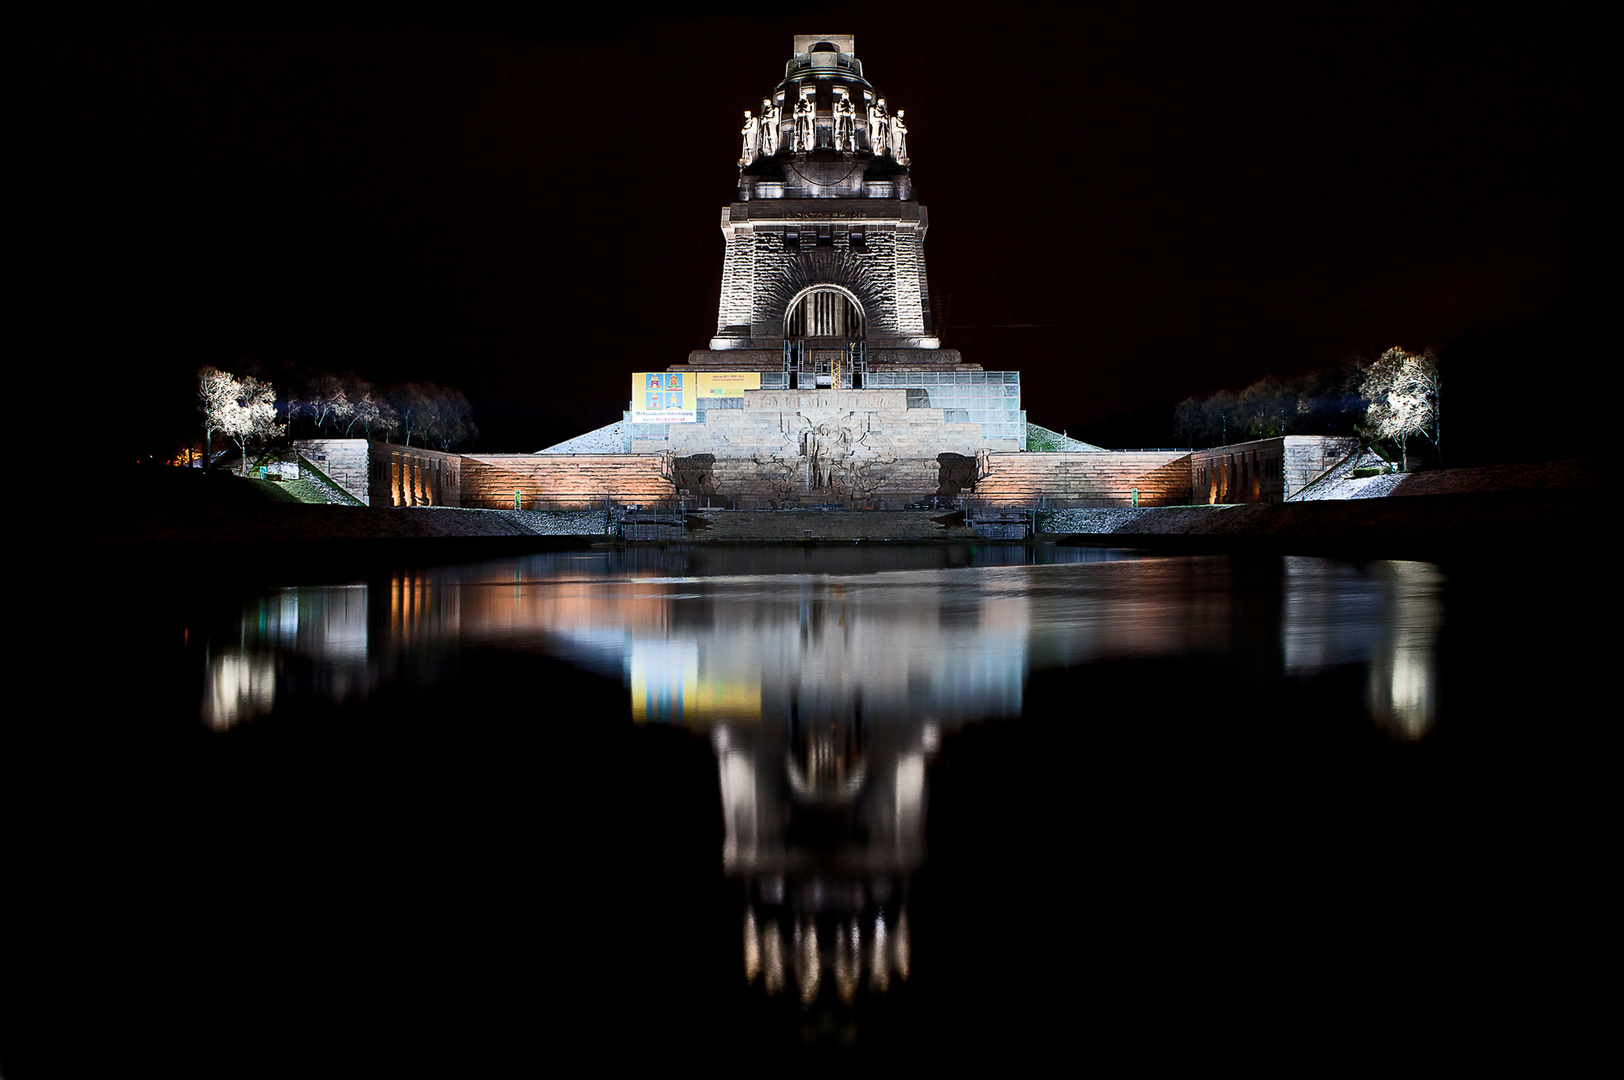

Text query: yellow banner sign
(697, 372), (761, 397)
(631, 372), (696, 423)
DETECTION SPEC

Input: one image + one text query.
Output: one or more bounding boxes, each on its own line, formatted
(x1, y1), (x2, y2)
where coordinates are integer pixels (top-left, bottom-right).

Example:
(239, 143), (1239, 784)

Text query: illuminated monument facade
(611, 35), (1029, 503)
(706, 33), (941, 360)
(296, 38), (1364, 518)
(303, 38), (1359, 511)
(525, 35), (1306, 511)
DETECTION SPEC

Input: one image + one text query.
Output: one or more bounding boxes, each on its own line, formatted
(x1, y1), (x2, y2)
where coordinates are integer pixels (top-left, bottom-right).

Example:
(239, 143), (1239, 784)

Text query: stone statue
(739, 110), (757, 166)
(868, 98), (889, 156)
(760, 98), (780, 155)
(833, 88), (856, 152)
(890, 109), (908, 164)
(792, 90), (815, 154)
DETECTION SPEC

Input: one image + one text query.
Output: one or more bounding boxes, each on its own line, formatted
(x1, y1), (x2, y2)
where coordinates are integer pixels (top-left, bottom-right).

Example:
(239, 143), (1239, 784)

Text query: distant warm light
(763, 920), (784, 996)
(797, 919), (821, 1006)
(893, 909), (911, 982)
(835, 919), (861, 1003)
(743, 908), (761, 984)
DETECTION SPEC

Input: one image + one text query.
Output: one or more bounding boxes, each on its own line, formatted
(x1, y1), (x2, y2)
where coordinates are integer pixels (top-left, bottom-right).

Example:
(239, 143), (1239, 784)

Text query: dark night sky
(17, 2), (1609, 453)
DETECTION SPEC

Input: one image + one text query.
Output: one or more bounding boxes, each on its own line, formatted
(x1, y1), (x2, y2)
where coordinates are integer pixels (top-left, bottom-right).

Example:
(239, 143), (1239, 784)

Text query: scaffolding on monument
(782, 338), (867, 389)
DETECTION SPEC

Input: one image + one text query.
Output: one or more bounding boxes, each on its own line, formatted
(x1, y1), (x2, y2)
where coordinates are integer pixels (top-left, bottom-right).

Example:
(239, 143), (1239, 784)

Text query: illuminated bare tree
(1360, 346), (1440, 470)
(198, 366), (236, 464)
(199, 367), (286, 475)
(346, 391), (399, 440)
(290, 372), (355, 435)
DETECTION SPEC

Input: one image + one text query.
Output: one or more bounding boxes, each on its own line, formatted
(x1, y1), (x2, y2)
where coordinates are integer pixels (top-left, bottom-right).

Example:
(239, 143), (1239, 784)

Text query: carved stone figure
(760, 98), (781, 155)
(792, 91), (815, 154)
(833, 88), (856, 152)
(801, 422), (828, 488)
(868, 98), (890, 156)
(890, 109), (908, 164)
(740, 111), (757, 165)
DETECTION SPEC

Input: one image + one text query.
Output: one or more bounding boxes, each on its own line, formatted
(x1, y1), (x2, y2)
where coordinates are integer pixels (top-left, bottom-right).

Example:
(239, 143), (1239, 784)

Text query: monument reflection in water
(198, 545), (1446, 1041)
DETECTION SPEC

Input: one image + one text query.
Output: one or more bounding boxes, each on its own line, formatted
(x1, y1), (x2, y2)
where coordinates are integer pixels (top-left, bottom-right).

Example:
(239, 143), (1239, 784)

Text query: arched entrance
(783, 285), (866, 388)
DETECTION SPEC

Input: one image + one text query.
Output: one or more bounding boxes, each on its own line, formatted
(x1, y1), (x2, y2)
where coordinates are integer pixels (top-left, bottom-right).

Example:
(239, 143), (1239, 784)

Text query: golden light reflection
(835, 919), (861, 1004)
(744, 908), (761, 984)
(763, 919), (784, 996)
(797, 919), (821, 1007)
(893, 909), (910, 982)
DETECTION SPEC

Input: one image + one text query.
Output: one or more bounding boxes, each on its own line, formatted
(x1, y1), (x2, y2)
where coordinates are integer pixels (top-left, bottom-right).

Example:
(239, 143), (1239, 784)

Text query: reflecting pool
(23, 544), (1599, 1069)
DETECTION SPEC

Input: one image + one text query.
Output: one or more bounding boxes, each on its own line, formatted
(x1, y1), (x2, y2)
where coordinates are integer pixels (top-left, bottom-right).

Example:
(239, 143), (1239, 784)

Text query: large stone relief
(790, 412), (894, 496)
(800, 419), (849, 490)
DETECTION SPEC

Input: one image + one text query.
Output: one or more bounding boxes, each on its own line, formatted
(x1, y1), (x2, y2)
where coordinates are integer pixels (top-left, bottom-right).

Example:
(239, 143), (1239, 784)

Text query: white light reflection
(202, 585), (370, 730)
(1281, 558), (1443, 740)
(203, 650), (275, 731)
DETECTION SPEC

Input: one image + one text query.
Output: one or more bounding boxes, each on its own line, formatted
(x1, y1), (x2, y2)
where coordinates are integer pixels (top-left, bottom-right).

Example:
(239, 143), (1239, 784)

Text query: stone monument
(616, 35), (1028, 506)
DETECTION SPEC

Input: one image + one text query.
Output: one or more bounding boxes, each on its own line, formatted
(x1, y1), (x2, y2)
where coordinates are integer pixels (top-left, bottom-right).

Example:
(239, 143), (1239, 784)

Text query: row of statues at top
(740, 86), (909, 166)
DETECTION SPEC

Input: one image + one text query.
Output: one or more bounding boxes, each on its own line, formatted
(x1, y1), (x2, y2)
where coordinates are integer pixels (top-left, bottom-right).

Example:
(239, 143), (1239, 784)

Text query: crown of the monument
(738, 35), (911, 175)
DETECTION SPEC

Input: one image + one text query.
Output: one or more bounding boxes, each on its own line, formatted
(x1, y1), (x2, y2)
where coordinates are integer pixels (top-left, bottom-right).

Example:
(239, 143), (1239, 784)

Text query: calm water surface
(24, 544), (1600, 1069)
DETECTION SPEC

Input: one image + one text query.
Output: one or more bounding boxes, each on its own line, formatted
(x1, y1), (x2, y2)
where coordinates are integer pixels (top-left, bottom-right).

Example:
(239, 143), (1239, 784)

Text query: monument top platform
(792, 34), (855, 55)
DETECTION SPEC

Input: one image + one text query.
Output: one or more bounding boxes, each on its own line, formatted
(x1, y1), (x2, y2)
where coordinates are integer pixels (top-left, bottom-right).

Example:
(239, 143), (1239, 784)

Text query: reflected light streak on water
(201, 549), (1445, 741)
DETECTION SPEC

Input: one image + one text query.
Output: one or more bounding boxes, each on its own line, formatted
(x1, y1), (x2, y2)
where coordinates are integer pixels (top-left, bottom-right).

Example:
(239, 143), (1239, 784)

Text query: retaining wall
(970, 451), (1194, 507)
(460, 453), (675, 510)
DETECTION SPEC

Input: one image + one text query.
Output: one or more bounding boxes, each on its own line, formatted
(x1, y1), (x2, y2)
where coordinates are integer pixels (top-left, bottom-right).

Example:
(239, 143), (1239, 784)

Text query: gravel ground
(1289, 448), (1408, 500)
(536, 421), (630, 454)
(1038, 506), (1248, 535)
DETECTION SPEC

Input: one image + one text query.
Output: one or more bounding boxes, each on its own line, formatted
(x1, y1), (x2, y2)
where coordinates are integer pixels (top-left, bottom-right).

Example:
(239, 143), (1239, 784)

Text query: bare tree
(387, 381), (477, 449)
(423, 385), (477, 450)
(1360, 346), (1440, 470)
(199, 367), (286, 475)
(1173, 389), (1239, 447)
(198, 366), (235, 464)
(290, 372), (355, 435)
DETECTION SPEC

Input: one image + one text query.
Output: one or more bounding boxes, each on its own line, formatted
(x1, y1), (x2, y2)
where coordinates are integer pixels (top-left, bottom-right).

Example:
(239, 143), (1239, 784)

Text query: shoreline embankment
(52, 459), (1597, 575)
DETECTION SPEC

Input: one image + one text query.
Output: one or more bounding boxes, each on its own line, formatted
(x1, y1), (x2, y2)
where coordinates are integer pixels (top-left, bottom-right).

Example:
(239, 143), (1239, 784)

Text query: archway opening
(785, 286), (864, 341)
(784, 286), (866, 389)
